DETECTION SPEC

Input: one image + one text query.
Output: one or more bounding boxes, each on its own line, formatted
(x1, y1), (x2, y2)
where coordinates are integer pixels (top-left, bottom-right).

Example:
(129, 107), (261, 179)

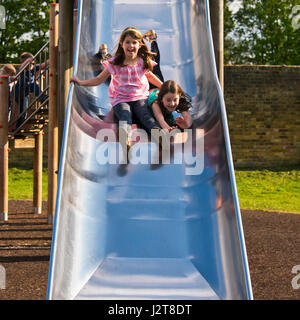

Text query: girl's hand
(70, 69), (110, 87)
(27, 57), (34, 64)
(175, 114), (192, 129)
(70, 76), (81, 85)
(175, 116), (185, 127)
(70, 76), (78, 84)
(168, 126), (178, 132)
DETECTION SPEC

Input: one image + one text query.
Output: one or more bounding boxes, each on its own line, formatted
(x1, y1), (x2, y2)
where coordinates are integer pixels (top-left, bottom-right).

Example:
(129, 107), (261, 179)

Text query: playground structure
(0, 3), (60, 224)
(0, 42), (52, 221)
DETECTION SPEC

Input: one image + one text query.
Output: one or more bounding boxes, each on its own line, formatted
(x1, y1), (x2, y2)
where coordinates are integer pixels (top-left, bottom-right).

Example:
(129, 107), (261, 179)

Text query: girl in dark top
(148, 80), (193, 131)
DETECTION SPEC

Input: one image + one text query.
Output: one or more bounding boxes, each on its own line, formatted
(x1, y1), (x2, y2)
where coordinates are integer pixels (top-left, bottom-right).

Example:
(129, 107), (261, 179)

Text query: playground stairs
(8, 42), (50, 142)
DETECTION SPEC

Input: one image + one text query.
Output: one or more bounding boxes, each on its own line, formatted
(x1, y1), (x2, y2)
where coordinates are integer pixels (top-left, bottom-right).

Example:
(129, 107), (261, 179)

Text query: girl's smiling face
(121, 35), (140, 60)
(162, 92), (180, 112)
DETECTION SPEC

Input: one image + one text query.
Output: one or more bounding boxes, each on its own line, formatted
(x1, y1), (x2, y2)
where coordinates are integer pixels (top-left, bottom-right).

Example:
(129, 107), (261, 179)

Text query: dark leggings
(113, 99), (160, 133)
(150, 41), (164, 89)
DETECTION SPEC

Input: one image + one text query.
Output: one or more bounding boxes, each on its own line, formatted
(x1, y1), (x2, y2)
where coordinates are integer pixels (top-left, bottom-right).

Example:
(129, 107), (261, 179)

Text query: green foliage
(1, 1), (299, 66)
(225, 0), (300, 65)
(224, 0), (236, 64)
(0, 0), (49, 63)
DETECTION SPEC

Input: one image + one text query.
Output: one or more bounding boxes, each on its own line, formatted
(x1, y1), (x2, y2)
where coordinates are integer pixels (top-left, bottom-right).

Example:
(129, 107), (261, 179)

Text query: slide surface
(47, 0), (253, 300)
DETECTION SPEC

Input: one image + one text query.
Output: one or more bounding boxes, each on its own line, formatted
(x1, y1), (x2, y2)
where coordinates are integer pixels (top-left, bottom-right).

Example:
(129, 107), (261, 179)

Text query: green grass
(7, 165), (300, 213)
(8, 167), (48, 200)
(235, 166), (300, 213)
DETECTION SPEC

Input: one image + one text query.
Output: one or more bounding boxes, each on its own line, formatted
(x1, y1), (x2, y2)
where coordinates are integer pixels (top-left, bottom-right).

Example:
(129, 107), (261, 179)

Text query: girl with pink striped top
(70, 26), (163, 146)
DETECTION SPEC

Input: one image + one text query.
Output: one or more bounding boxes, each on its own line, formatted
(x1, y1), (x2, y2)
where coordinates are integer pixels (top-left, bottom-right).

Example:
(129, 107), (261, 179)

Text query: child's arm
(19, 57), (33, 71)
(39, 59), (49, 69)
(70, 68), (110, 86)
(175, 111), (193, 129)
(146, 71), (163, 89)
(152, 101), (172, 131)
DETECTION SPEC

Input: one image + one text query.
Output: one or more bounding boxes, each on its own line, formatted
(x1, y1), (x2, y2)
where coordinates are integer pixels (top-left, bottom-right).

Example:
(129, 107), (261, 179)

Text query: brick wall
(6, 66), (300, 169)
(224, 65), (300, 168)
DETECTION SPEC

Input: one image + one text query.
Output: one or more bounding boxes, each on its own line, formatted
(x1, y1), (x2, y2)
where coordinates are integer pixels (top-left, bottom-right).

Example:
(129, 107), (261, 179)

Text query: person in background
(99, 43), (112, 60)
(91, 43), (112, 84)
(14, 52), (48, 127)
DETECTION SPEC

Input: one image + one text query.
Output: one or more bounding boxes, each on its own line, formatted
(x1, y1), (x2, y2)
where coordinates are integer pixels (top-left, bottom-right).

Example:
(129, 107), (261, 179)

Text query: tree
(224, 0), (236, 64)
(0, 0), (49, 64)
(225, 0), (300, 65)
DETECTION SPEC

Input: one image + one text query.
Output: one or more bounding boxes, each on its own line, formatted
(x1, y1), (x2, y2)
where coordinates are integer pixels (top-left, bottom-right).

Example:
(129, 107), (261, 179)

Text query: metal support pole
(0, 76), (9, 221)
(48, 2), (59, 225)
(209, 0), (224, 91)
(33, 132), (43, 214)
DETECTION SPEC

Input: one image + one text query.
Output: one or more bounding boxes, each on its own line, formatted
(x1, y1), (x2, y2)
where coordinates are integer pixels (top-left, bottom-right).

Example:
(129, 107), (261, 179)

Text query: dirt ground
(0, 200), (299, 300)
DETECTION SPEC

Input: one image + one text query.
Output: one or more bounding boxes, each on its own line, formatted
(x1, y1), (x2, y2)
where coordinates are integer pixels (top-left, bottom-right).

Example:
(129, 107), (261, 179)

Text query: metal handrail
(13, 41), (50, 79)
(8, 41), (50, 134)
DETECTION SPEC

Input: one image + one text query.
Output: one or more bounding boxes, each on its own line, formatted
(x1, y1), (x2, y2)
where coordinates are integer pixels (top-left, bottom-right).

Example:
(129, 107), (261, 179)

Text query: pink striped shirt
(102, 58), (157, 107)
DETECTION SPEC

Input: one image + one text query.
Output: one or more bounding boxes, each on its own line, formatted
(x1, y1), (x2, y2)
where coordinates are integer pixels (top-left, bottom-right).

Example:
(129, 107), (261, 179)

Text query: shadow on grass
(235, 164), (300, 172)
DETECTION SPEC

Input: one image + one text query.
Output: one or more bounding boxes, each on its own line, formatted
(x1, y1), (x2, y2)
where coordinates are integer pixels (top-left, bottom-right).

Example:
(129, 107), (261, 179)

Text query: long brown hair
(156, 80), (192, 117)
(111, 27), (155, 70)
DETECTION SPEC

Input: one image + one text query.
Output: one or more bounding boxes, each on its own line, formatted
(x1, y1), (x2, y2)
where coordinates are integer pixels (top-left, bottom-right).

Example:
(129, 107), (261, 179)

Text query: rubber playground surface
(0, 200), (299, 300)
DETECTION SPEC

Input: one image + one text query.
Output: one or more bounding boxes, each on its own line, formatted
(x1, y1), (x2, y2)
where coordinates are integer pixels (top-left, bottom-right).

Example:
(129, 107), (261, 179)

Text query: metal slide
(47, 0), (253, 300)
